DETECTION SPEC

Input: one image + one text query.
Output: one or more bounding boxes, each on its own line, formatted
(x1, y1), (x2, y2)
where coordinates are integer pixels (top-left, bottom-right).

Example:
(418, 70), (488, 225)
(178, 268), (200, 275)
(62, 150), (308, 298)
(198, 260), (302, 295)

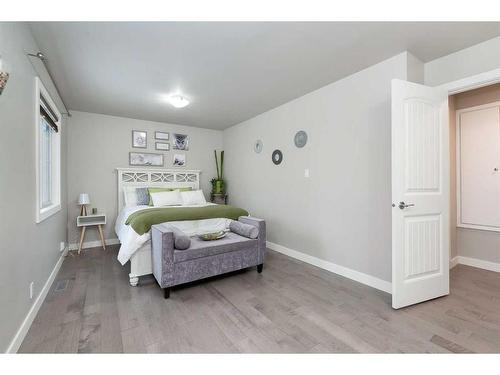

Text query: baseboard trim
(68, 238), (120, 251)
(455, 255), (500, 273)
(266, 241), (392, 294)
(6, 247), (68, 353)
(450, 256), (459, 269)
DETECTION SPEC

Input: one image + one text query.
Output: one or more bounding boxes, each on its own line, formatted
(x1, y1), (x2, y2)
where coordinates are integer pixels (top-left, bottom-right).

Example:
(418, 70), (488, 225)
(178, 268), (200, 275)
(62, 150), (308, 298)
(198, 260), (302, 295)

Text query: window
(35, 77), (61, 223)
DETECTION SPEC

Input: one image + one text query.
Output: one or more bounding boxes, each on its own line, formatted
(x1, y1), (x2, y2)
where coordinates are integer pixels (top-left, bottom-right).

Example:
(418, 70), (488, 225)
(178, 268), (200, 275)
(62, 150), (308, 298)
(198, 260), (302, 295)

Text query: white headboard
(116, 168), (201, 210)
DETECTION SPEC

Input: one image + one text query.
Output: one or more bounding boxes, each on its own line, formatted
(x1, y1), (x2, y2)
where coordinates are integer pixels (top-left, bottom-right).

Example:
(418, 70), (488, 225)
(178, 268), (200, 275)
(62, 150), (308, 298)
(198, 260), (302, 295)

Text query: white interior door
(391, 79), (450, 309)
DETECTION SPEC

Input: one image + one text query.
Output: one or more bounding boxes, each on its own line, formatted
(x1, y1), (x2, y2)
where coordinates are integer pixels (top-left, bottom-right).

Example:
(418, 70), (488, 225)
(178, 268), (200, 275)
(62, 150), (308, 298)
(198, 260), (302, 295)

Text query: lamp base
(80, 205), (88, 216)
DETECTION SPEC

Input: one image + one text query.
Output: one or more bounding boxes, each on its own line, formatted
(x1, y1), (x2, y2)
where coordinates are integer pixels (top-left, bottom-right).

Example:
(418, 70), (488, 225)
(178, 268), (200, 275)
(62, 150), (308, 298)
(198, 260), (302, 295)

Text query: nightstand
(76, 214), (106, 254)
(210, 193), (228, 205)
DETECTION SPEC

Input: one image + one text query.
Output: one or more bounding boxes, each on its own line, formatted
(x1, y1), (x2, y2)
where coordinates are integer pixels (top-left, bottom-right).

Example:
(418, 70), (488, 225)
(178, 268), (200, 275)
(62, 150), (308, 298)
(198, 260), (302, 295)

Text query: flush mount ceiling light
(168, 95), (190, 108)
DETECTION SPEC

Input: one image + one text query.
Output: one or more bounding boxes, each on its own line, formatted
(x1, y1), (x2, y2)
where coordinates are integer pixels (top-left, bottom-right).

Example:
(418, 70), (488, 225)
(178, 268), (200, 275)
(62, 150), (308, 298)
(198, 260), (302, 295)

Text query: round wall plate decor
(254, 139), (263, 153)
(294, 130), (308, 148)
(272, 149), (283, 165)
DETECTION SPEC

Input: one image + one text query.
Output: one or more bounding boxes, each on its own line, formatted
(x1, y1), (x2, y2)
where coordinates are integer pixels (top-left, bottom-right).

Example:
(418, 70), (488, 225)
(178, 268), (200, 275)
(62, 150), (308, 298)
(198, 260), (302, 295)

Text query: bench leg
(129, 275), (139, 287)
(163, 287), (171, 299)
(257, 264), (263, 273)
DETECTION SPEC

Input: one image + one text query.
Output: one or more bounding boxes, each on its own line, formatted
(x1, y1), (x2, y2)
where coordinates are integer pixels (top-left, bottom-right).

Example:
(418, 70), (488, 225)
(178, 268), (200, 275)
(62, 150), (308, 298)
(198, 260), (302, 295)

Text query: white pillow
(150, 190), (183, 207)
(181, 190), (207, 205)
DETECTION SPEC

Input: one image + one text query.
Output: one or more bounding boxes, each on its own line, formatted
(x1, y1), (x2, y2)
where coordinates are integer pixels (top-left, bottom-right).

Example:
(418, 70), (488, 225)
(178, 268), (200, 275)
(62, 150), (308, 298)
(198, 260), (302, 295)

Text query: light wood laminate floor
(19, 246), (500, 353)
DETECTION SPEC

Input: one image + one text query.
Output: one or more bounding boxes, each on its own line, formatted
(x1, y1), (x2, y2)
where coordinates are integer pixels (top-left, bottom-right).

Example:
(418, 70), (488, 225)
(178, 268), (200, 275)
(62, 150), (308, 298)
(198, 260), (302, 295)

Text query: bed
(115, 168), (248, 286)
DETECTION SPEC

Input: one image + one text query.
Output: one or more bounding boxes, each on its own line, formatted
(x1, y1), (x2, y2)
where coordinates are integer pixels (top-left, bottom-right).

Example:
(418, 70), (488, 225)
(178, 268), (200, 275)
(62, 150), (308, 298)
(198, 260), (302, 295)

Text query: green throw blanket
(125, 205), (249, 235)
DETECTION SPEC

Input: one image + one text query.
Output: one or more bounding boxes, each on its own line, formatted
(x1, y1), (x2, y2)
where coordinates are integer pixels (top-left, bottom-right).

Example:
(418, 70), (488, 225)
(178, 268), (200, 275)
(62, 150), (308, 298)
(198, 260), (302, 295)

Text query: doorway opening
(449, 83), (500, 271)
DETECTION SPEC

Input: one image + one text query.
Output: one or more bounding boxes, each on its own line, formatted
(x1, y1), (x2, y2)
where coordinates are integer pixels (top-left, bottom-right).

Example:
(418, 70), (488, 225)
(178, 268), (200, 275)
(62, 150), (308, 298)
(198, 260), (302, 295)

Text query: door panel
(459, 106), (500, 228)
(392, 79), (449, 309)
(404, 214), (441, 280)
(405, 99), (441, 192)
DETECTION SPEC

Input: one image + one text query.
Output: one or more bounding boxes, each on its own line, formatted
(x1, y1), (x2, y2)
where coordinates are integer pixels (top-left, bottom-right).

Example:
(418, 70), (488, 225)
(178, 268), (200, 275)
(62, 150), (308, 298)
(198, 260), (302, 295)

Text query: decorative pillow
(229, 220), (259, 239)
(123, 186), (138, 207)
(148, 187), (173, 205)
(170, 226), (191, 250)
(136, 187), (150, 206)
(174, 187), (193, 192)
(181, 190), (207, 205)
(150, 190), (183, 207)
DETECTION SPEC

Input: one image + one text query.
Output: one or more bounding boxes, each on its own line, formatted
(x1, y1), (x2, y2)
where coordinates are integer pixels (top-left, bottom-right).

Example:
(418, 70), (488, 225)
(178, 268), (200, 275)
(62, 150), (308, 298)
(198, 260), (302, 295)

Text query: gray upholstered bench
(151, 216), (266, 299)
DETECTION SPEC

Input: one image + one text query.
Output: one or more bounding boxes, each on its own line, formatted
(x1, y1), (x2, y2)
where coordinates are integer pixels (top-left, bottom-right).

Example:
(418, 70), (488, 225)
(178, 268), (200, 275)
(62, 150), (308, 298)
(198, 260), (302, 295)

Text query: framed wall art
(173, 153), (186, 167)
(155, 142), (170, 151)
(155, 131), (169, 140)
(129, 152), (164, 167)
(172, 133), (189, 150)
(132, 130), (147, 148)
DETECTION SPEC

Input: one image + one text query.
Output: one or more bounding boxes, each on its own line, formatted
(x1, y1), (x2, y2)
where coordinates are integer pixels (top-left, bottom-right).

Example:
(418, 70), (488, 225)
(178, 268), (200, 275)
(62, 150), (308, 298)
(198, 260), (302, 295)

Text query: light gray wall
(0, 22), (68, 352)
(223, 52), (410, 282)
(425, 36), (500, 86)
(451, 84), (500, 263)
(66, 111), (223, 245)
(406, 52), (424, 84)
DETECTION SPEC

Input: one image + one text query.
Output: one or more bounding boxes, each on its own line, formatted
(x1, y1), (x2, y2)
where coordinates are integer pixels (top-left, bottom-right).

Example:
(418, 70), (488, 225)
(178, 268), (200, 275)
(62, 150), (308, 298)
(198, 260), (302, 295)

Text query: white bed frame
(116, 168), (201, 286)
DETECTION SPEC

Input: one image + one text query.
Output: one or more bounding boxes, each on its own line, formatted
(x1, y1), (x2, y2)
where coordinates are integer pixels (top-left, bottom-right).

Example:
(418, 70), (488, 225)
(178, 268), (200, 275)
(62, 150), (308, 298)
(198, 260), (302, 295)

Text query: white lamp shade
(78, 193), (90, 205)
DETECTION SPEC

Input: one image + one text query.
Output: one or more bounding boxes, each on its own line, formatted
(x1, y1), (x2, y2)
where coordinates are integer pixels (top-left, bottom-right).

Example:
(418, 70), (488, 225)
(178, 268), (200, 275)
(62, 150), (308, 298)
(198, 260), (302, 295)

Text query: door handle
(398, 201), (414, 210)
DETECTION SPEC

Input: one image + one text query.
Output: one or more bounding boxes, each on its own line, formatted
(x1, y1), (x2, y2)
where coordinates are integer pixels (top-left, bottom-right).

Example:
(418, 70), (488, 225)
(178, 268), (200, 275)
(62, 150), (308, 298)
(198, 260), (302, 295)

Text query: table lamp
(78, 193), (90, 216)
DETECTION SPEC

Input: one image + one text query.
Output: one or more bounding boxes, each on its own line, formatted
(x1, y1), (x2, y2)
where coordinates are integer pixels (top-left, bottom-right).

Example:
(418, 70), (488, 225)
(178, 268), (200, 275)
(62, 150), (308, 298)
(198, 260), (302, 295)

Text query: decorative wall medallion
(254, 139), (263, 153)
(272, 149), (283, 165)
(294, 130), (308, 148)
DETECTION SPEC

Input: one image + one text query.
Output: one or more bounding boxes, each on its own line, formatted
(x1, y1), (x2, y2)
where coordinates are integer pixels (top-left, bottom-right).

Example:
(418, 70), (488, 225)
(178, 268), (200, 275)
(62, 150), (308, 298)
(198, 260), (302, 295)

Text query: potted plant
(211, 150), (225, 201)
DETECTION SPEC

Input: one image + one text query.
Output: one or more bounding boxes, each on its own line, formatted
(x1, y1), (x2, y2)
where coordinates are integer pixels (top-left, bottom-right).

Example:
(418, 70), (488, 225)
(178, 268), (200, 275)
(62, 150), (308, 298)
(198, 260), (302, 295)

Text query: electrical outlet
(304, 168), (310, 178)
(60, 241), (66, 252)
(29, 282), (34, 299)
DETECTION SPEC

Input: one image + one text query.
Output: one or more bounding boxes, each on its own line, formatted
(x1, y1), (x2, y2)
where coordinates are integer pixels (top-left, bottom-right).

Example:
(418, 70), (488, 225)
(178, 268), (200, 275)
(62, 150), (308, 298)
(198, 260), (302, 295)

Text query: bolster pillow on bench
(171, 226), (191, 250)
(229, 220), (259, 239)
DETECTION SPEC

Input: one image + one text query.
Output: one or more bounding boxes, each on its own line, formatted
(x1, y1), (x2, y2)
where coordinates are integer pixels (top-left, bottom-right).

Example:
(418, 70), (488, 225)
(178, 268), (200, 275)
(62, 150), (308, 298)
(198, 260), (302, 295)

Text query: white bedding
(115, 203), (232, 265)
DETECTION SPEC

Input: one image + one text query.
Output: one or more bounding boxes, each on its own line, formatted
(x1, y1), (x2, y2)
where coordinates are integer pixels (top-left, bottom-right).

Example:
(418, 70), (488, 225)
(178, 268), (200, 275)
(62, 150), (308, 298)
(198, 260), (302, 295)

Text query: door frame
(436, 68), (500, 95)
(437, 68), (500, 269)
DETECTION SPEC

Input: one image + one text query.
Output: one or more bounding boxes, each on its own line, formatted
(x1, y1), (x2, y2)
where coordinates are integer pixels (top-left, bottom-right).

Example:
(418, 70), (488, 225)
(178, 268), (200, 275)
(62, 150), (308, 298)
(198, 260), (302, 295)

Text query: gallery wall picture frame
(155, 131), (169, 140)
(172, 133), (189, 150)
(132, 130), (147, 148)
(129, 152), (164, 167)
(173, 153), (186, 167)
(155, 142), (170, 151)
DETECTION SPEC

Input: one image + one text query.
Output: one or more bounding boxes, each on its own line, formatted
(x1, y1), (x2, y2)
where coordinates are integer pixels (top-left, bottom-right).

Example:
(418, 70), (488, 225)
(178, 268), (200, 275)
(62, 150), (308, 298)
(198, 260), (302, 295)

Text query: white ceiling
(29, 22), (500, 130)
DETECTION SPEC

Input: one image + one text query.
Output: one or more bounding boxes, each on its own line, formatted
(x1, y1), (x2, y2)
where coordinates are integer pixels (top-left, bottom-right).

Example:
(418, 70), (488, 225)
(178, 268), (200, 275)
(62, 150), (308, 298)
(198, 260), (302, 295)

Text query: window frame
(35, 77), (62, 223)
